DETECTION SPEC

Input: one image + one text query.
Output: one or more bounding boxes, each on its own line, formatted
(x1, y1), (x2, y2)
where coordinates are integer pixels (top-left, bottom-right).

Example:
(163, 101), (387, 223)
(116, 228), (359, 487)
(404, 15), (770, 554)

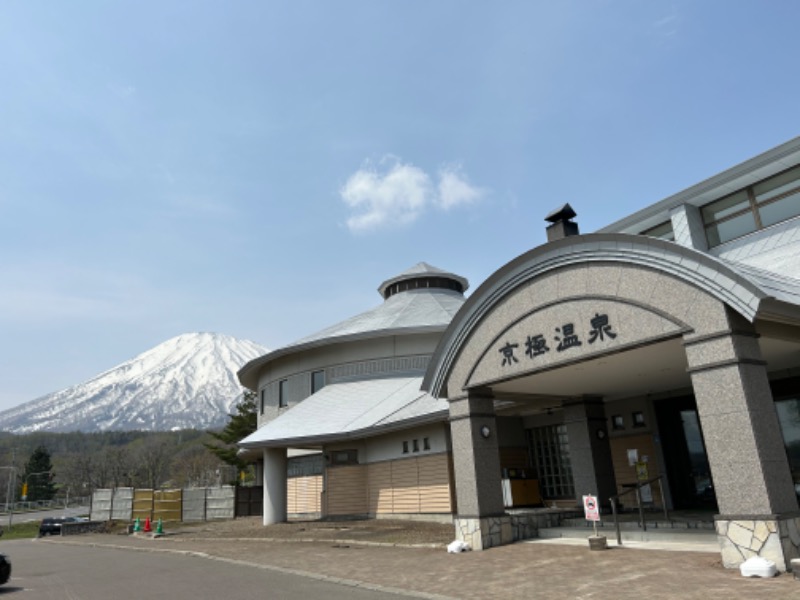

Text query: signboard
(582, 494), (600, 522)
(636, 460), (653, 503)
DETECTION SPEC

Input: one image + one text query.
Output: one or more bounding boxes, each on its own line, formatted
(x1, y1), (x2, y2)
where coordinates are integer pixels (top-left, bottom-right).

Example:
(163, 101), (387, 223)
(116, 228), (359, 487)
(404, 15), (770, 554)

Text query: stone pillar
(685, 311), (800, 571)
(262, 447), (287, 526)
(449, 390), (509, 550)
(562, 396), (616, 508)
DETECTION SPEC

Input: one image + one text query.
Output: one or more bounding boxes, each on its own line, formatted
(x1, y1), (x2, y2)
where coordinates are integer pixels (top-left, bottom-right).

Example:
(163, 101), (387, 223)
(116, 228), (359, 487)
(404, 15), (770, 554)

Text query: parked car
(0, 553), (10, 585)
(38, 517), (78, 536)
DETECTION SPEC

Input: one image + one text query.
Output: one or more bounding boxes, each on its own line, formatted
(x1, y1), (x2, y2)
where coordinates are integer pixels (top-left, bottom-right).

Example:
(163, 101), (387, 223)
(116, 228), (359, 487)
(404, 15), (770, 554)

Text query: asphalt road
(0, 539), (407, 600)
(3, 505), (90, 528)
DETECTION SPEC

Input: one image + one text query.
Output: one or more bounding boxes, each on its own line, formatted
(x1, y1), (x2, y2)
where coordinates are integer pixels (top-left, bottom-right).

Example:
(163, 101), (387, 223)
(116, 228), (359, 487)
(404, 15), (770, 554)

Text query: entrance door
(655, 396), (717, 510)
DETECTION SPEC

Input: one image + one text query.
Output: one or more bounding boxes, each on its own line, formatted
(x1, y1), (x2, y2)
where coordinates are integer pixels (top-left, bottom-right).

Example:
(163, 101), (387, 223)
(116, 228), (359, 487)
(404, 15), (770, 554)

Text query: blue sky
(1, 1), (799, 412)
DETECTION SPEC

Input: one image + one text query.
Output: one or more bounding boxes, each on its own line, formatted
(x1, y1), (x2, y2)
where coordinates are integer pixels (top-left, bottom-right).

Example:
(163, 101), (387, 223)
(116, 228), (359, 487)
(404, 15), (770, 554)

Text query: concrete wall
(363, 423), (448, 464)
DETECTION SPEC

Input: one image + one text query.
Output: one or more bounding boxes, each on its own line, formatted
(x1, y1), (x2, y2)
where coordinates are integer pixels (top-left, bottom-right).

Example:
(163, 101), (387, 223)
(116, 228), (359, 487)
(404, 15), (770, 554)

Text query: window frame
(329, 449), (358, 466)
(702, 165), (800, 247)
(278, 379), (288, 408)
(529, 424), (575, 499)
(311, 370), (326, 394)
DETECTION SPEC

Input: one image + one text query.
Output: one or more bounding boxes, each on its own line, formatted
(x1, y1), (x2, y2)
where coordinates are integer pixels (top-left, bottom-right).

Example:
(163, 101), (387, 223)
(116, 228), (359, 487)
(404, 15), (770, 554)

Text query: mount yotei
(0, 333), (268, 433)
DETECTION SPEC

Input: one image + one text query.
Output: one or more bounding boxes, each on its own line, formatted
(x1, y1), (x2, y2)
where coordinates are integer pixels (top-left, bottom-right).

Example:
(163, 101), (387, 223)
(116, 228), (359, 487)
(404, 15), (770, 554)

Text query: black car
(0, 553), (10, 585)
(38, 517), (77, 536)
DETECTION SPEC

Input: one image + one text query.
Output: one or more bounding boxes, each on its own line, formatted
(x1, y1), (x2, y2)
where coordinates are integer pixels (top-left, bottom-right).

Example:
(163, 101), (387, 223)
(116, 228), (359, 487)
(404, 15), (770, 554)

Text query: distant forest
(0, 428), (243, 502)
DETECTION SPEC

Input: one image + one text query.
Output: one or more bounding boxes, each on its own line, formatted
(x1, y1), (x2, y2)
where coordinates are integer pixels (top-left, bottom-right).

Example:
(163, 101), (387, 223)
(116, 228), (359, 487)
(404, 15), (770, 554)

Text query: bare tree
(131, 436), (173, 489)
(171, 446), (222, 488)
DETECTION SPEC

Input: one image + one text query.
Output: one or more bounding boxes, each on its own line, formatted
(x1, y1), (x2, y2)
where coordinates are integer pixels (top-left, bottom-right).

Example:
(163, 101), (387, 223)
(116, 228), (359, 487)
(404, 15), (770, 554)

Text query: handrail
(608, 475), (669, 546)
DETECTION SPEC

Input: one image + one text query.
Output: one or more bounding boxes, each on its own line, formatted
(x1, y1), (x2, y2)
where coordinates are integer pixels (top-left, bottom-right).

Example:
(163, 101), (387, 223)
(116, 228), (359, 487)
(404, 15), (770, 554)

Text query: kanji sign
(498, 312), (618, 367)
(583, 494), (600, 522)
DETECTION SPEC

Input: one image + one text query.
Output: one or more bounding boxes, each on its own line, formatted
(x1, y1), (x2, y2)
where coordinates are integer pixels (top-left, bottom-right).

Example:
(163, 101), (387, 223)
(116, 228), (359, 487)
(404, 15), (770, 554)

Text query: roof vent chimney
(545, 203), (579, 242)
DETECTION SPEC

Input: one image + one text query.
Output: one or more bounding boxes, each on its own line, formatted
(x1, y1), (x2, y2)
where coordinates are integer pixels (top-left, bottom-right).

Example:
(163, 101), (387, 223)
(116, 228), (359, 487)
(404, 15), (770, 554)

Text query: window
(412, 439), (419, 452)
(278, 379), (288, 408)
(611, 415), (625, 430)
(260, 389), (265, 415)
(632, 411), (646, 428)
(529, 425), (574, 499)
(329, 449), (358, 465)
(641, 221), (675, 241)
(287, 454), (324, 478)
(402, 441), (409, 454)
(311, 370), (326, 394)
(423, 437), (430, 451)
(702, 165), (800, 247)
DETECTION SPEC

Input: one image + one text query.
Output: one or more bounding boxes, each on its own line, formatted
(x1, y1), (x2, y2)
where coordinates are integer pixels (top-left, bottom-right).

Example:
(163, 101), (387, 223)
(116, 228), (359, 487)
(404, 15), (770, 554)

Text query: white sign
(583, 495), (600, 522)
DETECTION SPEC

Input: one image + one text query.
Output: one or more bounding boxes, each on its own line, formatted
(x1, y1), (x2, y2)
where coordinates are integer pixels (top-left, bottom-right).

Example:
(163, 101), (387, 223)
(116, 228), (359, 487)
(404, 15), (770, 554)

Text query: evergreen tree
(22, 445), (56, 501)
(204, 391), (257, 471)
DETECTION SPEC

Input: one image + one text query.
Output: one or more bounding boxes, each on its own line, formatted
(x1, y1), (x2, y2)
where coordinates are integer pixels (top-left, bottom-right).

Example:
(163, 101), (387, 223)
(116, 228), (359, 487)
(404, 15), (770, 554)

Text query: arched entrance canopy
(423, 233), (800, 399)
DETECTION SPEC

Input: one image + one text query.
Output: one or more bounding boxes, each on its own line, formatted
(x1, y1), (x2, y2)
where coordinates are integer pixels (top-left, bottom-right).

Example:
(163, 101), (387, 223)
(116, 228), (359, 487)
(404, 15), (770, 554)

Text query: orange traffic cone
(143, 517), (152, 533)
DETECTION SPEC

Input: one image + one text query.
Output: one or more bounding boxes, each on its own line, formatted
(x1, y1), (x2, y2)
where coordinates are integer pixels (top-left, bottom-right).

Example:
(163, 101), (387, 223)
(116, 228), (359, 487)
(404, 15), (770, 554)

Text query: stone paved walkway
(46, 518), (800, 599)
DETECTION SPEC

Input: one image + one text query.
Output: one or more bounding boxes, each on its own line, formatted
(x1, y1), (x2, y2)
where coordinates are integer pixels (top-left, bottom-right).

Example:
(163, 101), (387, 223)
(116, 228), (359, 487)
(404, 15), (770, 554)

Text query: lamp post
(0, 467), (17, 531)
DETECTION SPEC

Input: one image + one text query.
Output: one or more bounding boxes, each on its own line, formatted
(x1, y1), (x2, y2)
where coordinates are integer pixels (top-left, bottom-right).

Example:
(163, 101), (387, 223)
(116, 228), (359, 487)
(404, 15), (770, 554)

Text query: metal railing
(608, 475), (669, 546)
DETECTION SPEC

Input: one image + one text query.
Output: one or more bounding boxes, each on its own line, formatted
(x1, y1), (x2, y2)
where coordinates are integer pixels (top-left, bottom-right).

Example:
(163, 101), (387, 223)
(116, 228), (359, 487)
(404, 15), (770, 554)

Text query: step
(538, 526), (718, 546)
(560, 517), (715, 531)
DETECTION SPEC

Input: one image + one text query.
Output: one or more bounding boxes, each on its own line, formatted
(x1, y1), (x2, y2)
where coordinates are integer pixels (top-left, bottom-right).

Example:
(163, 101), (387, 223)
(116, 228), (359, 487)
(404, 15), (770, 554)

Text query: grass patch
(0, 521), (41, 541)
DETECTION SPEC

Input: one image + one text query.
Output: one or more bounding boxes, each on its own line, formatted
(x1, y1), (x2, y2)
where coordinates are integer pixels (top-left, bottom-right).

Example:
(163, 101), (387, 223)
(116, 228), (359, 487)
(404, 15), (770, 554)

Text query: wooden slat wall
(325, 453), (453, 517)
(132, 489), (154, 520)
(325, 465), (368, 516)
(365, 453), (452, 515)
(367, 462), (393, 514)
(609, 433), (664, 507)
(390, 459), (419, 513)
(417, 453), (452, 513)
(153, 489), (182, 522)
(287, 475), (322, 514)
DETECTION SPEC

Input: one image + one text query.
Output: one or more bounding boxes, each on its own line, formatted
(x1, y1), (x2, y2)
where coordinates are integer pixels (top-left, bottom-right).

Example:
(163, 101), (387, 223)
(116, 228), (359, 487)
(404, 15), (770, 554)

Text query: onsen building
(239, 136), (800, 571)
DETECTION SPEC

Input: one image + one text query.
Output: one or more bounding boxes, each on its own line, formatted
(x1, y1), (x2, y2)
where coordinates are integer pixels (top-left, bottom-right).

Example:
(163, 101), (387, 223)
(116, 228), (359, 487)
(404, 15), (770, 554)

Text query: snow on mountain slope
(0, 333), (268, 433)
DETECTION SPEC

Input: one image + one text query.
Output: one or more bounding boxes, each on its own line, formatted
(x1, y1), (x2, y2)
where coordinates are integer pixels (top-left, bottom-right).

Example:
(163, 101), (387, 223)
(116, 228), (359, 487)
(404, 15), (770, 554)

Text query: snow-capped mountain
(0, 333), (268, 433)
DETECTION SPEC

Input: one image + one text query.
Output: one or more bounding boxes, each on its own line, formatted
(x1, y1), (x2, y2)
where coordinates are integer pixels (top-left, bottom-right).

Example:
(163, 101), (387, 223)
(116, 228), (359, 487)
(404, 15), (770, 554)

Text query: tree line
(0, 391), (258, 502)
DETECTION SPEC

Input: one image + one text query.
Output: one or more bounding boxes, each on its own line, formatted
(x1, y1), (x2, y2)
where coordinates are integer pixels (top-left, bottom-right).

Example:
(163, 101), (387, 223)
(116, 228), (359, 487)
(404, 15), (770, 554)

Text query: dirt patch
(163, 516), (454, 546)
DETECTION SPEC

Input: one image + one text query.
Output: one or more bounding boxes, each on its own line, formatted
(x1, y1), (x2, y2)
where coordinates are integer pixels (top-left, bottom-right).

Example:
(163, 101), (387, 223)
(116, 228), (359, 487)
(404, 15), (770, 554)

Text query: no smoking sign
(583, 494), (600, 522)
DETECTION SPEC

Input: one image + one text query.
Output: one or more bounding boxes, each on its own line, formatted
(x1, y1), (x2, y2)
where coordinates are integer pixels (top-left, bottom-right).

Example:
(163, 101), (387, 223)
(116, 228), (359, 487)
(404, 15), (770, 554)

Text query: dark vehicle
(0, 553), (10, 585)
(38, 517), (77, 536)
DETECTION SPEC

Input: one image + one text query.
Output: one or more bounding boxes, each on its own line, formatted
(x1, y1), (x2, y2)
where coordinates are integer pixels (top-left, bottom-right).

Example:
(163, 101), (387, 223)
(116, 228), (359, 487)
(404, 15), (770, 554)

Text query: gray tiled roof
(238, 376), (447, 447)
(238, 263), (467, 390)
(722, 259), (800, 306)
(290, 288), (465, 346)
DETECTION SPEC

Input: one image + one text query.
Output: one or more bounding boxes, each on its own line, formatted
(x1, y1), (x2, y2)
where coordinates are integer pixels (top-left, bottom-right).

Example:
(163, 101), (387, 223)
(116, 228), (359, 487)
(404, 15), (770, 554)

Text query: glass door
(655, 396), (717, 510)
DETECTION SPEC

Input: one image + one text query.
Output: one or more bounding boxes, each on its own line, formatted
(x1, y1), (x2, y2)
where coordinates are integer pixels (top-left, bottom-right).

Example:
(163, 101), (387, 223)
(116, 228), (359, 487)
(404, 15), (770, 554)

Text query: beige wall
(287, 475), (322, 515)
(324, 453), (453, 517)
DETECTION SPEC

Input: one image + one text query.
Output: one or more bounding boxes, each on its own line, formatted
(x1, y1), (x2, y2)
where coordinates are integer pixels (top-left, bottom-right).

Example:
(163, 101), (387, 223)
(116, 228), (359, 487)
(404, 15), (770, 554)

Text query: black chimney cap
(544, 203), (577, 223)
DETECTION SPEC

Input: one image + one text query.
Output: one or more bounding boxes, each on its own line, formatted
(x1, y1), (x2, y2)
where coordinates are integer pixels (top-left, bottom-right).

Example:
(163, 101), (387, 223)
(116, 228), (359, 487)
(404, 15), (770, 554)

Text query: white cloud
(340, 156), (486, 233)
(437, 165), (485, 210)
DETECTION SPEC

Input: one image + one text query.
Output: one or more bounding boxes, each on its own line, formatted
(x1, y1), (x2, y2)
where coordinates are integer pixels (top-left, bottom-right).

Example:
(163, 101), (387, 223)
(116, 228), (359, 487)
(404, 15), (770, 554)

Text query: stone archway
(424, 234), (800, 570)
